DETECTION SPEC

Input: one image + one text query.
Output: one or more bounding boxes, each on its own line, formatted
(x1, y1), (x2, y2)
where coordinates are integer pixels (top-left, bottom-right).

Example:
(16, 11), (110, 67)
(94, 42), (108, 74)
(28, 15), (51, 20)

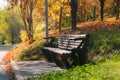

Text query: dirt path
(0, 45), (15, 80)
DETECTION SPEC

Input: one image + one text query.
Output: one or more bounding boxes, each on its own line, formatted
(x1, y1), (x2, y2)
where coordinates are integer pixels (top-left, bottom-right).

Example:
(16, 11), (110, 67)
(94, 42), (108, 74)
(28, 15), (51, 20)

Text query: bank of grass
(88, 27), (120, 62)
(15, 27), (120, 62)
(27, 54), (120, 80)
(14, 40), (46, 61)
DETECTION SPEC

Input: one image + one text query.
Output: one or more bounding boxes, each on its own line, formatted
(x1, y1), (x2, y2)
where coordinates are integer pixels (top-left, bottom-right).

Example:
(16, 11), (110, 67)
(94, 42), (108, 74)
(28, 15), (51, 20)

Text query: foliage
(34, 26), (44, 40)
(20, 30), (29, 42)
(5, 0), (120, 37)
(0, 8), (24, 44)
(26, 54), (120, 80)
(7, 0), (39, 43)
(88, 27), (120, 62)
(15, 40), (46, 61)
(62, 16), (71, 27)
(0, 34), (5, 45)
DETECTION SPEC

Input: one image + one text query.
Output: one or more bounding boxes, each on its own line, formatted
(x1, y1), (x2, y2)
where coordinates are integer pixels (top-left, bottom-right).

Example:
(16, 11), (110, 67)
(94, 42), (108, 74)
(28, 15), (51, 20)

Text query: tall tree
(58, 0), (69, 32)
(7, 0), (37, 43)
(0, 8), (23, 44)
(68, 0), (78, 31)
(48, 0), (70, 31)
(99, 0), (106, 21)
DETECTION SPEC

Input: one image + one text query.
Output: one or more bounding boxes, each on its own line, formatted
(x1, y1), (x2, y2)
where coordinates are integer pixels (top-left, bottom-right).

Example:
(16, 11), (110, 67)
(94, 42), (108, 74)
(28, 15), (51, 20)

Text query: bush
(15, 40), (46, 61)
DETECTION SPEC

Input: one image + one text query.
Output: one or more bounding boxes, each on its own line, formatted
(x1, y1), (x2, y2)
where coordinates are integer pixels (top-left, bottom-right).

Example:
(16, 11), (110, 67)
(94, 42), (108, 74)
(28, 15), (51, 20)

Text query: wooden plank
(44, 47), (71, 54)
(70, 34), (86, 37)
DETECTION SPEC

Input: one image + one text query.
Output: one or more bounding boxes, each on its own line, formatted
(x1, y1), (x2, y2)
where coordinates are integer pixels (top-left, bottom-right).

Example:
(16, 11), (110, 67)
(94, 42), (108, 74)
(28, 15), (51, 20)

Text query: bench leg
(61, 54), (72, 68)
(44, 50), (55, 62)
(55, 54), (67, 69)
(77, 48), (88, 65)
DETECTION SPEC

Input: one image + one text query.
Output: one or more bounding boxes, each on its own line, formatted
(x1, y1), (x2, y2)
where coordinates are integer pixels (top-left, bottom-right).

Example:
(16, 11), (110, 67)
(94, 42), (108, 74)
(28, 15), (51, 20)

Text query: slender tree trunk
(28, 4), (34, 43)
(100, 1), (104, 21)
(83, 1), (86, 21)
(93, 6), (96, 21)
(25, 1), (34, 44)
(116, 0), (119, 20)
(59, 6), (63, 33)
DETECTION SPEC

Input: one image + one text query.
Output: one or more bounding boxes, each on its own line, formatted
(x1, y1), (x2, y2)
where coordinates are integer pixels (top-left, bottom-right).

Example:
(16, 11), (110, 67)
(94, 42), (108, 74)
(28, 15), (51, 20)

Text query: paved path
(11, 61), (62, 80)
(0, 45), (15, 80)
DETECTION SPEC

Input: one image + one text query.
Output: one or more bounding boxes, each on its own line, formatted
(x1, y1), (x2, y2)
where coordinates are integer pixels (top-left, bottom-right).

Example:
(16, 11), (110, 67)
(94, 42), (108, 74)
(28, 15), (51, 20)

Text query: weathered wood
(44, 34), (87, 53)
(44, 47), (71, 54)
(43, 34), (89, 68)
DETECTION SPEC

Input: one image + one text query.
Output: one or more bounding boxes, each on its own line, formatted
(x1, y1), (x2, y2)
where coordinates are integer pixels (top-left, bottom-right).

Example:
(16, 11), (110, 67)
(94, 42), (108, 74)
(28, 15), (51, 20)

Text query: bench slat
(44, 47), (71, 54)
(58, 38), (83, 50)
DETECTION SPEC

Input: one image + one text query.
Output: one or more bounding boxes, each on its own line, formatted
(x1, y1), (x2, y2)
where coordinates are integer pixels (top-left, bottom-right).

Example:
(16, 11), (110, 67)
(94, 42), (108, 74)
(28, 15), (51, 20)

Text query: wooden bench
(44, 34), (89, 68)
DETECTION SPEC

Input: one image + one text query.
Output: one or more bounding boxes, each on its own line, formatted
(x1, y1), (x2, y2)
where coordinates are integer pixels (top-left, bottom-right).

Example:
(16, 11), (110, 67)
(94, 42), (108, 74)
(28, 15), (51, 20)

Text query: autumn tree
(6, 0), (37, 43)
(78, 0), (87, 22)
(0, 8), (23, 44)
(5, 9), (23, 44)
(99, 0), (106, 21)
(58, 0), (70, 32)
(68, 0), (78, 31)
(47, 0), (70, 32)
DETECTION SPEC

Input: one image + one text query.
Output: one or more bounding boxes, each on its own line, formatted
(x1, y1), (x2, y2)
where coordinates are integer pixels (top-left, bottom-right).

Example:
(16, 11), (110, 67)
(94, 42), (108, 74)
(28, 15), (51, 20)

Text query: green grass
(26, 54), (120, 80)
(88, 27), (120, 62)
(15, 40), (46, 61)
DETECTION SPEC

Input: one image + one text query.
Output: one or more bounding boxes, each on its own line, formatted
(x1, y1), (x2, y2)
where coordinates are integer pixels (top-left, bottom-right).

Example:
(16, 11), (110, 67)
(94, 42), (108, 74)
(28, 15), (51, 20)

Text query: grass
(15, 40), (46, 61)
(88, 27), (120, 62)
(26, 54), (120, 80)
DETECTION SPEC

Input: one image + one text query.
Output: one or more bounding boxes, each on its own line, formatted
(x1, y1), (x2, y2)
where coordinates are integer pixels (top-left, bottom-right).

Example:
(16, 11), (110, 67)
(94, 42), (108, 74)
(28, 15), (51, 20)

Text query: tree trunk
(83, 1), (86, 22)
(69, 0), (78, 31)
(100, 1), (104, 21)
(93, 6), (96, 21)
(28, 2), (34, 44)
(59, 6), (63, 33)
(116, 0), (119, 20)
(71, 9), (77, 31)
